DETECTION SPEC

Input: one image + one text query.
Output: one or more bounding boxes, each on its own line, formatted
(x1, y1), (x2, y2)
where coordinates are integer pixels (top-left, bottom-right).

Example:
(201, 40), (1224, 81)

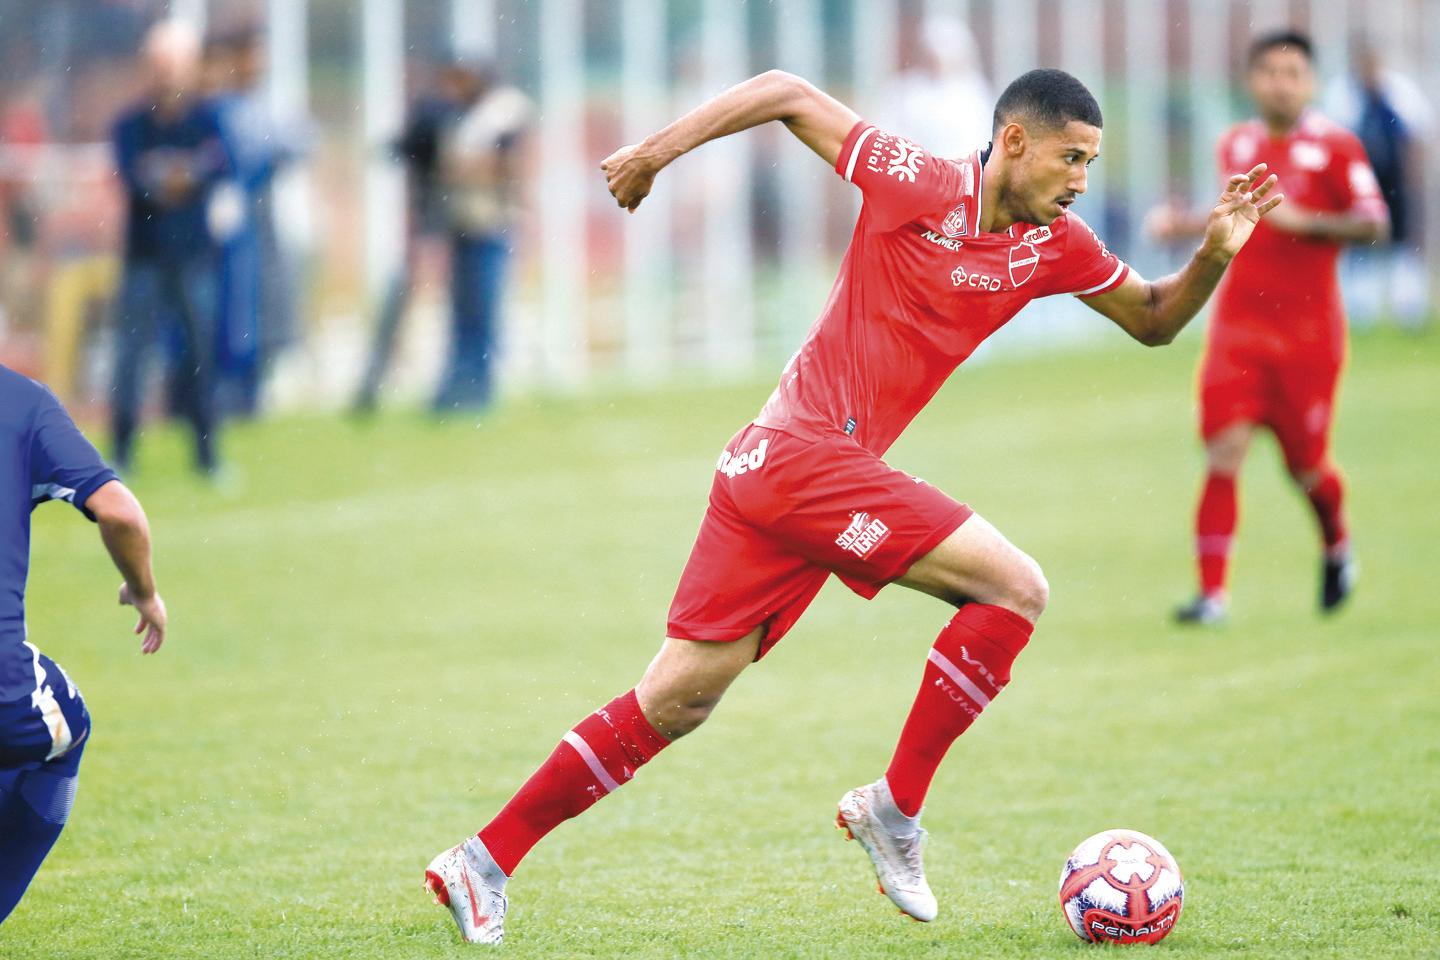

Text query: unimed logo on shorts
(836, 512), (891, 558)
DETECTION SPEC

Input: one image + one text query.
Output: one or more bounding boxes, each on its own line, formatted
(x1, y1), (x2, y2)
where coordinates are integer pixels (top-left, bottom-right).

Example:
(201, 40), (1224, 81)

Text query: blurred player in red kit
(423, 68), (1282, 943)
(1150, 32), (1389, 625)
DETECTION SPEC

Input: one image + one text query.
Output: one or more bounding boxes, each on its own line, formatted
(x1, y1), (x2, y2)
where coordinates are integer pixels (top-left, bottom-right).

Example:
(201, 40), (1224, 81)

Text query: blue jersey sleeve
(30, 389), (117, 522)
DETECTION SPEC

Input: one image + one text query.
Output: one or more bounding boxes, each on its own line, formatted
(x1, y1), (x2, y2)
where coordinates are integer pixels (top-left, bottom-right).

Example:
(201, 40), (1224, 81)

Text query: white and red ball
(1059, 828), (1184, 945)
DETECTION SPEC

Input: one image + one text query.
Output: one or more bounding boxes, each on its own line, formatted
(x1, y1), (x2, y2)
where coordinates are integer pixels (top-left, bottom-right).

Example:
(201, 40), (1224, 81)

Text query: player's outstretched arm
(601, 70), (859, 212)
(1261, 198), (1389, 244)
(86, 480), (166, 654)
(1083, 164), (1282, 346)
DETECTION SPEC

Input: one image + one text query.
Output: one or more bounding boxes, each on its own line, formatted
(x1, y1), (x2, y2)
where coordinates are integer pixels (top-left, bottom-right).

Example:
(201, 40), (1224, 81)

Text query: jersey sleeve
(834, 121), (959, 232)
(1327, 132), (1390, 220)
(29, 388), (117, 522)
(1057, 213), (1131, 298)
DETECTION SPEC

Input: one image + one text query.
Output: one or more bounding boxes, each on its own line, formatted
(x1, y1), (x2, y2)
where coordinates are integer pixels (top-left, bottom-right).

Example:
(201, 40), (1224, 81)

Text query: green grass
(5, 326), (1438, 958)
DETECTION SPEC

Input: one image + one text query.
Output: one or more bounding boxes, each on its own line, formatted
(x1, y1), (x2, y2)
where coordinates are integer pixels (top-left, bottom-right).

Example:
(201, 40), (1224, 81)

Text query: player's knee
(647, 692), (721, 739)
(1000, 558), (1049, 624)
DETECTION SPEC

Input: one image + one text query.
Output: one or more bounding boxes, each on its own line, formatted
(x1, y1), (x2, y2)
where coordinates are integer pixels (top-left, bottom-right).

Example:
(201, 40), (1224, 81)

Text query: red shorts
(667, 424), (972, 659)
(1199, 342), (1342, 472)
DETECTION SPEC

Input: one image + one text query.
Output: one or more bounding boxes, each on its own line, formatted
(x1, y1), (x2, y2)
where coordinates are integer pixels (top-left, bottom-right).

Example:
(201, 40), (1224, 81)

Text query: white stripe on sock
(562, 730), (620, 794)
(927, 648), (992, 708)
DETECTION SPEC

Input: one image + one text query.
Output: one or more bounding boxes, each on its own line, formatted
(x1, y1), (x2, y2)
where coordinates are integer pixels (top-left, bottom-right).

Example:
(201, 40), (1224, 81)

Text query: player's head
(989, 69), (1104, 225)
(1247, 31), (1315, 126)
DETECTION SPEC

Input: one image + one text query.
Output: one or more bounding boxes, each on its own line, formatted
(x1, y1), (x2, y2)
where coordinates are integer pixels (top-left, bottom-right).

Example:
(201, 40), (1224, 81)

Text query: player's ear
(999, 121), (1027, 158)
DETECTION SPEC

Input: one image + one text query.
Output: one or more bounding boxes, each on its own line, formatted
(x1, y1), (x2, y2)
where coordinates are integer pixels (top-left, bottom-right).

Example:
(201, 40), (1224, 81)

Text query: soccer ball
(1058, 828), (1184, 945)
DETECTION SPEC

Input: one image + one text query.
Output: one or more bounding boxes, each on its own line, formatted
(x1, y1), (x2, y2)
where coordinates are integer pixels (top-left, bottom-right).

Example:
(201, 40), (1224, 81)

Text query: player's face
(1248, 46), (1315, 127)
(1016, 121), (1101, 225)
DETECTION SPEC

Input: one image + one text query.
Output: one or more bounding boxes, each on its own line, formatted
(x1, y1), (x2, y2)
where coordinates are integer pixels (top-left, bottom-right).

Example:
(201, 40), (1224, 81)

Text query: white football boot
(836, 779), (938, 922)
(424, 839), (508, 944)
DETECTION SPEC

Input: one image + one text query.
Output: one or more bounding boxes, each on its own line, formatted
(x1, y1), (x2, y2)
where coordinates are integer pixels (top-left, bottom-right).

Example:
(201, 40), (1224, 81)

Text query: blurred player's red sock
(884, 604), (1033, 817)
(1304, 466), (1347, 553)
(1196, 471), (1238, 597)
(478, 689), (668, 875)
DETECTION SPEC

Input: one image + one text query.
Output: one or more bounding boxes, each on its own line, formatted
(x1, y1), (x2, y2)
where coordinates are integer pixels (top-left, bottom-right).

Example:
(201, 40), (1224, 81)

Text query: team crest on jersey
(1008, 242), (1040, 288)
(942, 203), (968, 238)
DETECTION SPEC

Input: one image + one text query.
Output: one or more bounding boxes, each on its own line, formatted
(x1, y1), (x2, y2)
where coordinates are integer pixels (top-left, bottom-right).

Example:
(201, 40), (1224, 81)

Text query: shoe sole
(423, 870), (450, 907)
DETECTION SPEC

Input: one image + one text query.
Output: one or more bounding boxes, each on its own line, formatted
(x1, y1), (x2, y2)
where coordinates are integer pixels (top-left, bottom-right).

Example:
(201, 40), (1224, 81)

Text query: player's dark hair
(1248, 30), (1315, 65)
(991, 69), (1103, 136)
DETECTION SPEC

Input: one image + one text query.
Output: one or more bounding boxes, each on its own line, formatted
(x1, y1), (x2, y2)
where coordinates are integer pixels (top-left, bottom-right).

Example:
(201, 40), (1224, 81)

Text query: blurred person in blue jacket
(110, 20), (235, 475)
(204, 26), (306, 417)
(1326, 38), (1434, 329)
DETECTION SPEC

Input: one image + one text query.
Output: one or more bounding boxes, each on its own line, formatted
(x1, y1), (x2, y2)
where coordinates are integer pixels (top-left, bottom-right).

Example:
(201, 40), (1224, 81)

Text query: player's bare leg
(1178, 421), (1254, 624)
(425, 630), (759, 943)
(1290, 459), (1354, 613)
(838, 513), (1046, 922)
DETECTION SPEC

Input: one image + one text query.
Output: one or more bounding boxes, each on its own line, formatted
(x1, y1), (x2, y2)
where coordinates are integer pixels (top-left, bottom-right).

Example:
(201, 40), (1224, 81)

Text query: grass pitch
(6, 326), (1437, 958)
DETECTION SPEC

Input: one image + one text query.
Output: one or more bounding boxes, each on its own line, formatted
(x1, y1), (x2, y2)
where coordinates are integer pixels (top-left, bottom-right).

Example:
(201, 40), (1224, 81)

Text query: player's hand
(1202, 164), (1282, 260)
(1255, 201), (1314, 237)
(1144, 201), (1189, 243)
(601, 143), (662, 213)
(119, 583), (166, 654)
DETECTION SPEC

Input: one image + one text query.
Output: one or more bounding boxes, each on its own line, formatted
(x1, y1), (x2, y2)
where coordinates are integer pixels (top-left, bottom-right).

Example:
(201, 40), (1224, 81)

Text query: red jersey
(753, 121), (1129, 456)
(1211, 111), (1387, 357)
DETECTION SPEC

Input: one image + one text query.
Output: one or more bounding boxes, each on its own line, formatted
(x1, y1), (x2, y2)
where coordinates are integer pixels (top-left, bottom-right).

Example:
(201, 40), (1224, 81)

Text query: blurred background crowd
(0, 0), (1433, 474)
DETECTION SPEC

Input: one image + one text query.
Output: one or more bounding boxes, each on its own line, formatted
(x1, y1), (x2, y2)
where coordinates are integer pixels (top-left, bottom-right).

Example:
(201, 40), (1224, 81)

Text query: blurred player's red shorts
(667, 424), (971, 659)
(1199, 338), (1342, 472)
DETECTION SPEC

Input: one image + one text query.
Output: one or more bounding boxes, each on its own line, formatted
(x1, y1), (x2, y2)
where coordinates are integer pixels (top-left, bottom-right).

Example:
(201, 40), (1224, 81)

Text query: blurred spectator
(352, 60), (472, 413)
(877, 13), (993, 157)
(0, 87), (47, 337)
(110, 20), (235, 475)
(204, 26), (307, 417)
(1325, 38), (1434, 329)
(433, 59), (531, 412)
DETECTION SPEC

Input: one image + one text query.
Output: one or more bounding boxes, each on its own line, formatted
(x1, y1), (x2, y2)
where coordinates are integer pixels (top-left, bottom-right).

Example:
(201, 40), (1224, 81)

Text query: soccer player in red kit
(1151, 32), (1388, 625)
(424, 68), (1282, 943)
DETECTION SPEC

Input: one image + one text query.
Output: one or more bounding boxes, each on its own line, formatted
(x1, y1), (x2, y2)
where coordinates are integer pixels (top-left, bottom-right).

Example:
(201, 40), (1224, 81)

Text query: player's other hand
(601, 143), (661, 213)
(119, 583), (167, 654)
(1202, 163), (1283, 260)
(1144, 201), (1191, 243)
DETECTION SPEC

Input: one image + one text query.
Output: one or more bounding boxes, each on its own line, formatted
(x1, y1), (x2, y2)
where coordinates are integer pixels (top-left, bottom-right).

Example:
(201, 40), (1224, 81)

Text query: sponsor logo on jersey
(942, 203), (968, 237)
(920, 229), (964, 251)
(1008, 241), (1040, 288)
(951, 263), (1003, 292)
(1022, 224), (1053, 245)
(836, 511), (891, 557)
(716, 438), (769, 478)
(1231, 131), (1259, 166)
(1348, 161), (1380, 197)
(1290, 140), (1329, 171)
(866, 134), (927, 183)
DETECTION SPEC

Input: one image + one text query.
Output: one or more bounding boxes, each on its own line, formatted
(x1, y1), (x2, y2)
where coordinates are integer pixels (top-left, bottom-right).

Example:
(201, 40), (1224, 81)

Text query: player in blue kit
(0, 364), (167, 924)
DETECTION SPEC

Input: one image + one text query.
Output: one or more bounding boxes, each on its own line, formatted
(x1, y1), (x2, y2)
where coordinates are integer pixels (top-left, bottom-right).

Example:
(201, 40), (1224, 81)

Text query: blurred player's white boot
(836, 778), (937, 922)
(424, 838), (508, 944)
(1174, 593), (1226, 626)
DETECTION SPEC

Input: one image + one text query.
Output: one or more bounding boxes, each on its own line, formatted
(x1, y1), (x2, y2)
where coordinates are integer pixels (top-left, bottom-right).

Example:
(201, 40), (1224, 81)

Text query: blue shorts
(0, 646), (90, 774)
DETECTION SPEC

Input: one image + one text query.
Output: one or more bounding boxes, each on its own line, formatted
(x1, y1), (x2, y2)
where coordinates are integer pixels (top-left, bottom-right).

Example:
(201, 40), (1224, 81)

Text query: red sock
(884, 604), (1034, 817)
(1304, 466), (1347, 551)
(478, 689), (669, 875)
(1195, 472), (1238, 597)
